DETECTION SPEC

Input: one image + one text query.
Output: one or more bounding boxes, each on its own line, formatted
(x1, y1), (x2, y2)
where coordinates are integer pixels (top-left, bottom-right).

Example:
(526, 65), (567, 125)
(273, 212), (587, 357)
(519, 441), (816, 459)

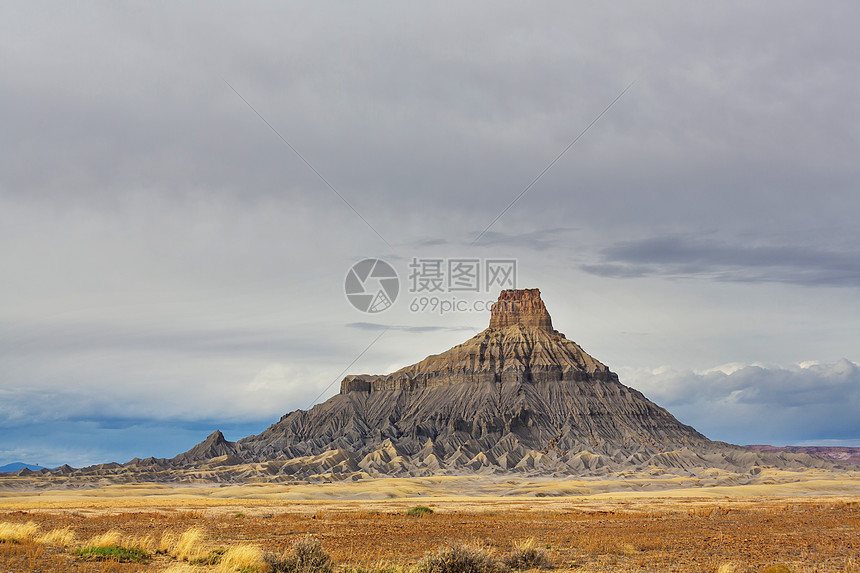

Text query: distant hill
(0, 462), (51, 473)
(746, 445), (860, 465)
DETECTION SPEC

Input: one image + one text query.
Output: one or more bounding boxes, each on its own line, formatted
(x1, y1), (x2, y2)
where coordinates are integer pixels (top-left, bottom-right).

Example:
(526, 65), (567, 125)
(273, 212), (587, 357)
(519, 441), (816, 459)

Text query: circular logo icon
(345, 258), (399, 313)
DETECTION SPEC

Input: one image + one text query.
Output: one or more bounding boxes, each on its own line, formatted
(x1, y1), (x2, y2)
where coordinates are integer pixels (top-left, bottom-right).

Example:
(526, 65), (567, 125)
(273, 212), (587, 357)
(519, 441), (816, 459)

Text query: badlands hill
(7, 289), (845, 485)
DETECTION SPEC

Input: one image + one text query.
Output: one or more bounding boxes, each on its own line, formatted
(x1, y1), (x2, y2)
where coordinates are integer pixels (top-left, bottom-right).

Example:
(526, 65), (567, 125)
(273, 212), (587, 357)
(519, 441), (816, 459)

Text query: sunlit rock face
(488, 288), (553, 330)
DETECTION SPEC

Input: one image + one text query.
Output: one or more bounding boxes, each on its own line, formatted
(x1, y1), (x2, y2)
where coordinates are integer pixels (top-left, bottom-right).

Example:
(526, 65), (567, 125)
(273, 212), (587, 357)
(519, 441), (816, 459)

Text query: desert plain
(2, 468), (859, 573)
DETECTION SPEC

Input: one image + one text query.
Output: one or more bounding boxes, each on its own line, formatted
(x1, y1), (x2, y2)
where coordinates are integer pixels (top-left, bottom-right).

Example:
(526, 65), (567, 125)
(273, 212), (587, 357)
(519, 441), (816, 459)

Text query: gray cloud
(406, 227), (579, 252)
(346, 322), (476, 334)
(583, 236), (860, 287)
(622, 360), (860, 445)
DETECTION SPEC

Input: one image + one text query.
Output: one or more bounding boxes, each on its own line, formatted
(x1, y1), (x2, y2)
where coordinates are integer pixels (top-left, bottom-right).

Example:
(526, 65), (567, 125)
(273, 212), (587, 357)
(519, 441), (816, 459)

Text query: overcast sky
(2, 2), (859, 467)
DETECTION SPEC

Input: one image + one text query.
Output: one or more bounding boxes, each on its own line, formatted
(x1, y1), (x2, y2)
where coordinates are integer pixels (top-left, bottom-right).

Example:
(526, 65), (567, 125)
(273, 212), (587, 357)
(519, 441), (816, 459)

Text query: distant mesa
(8, 289), (851, 484)
(746, 445), (860, 465)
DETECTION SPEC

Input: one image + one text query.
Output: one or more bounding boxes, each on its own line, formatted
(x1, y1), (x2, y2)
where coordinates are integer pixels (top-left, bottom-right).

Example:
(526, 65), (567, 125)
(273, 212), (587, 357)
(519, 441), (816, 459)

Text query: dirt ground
(1, 489), (859, 572)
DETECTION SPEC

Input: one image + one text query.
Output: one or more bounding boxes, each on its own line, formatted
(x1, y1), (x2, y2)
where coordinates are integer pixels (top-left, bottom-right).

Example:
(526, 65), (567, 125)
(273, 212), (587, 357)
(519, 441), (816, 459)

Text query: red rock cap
(488, 288), (553, 330)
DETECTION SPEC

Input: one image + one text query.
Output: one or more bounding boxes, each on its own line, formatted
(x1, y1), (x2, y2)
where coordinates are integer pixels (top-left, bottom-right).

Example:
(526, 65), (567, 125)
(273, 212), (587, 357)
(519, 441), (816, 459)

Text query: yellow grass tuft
(133, 533), (157, 553)
(38, 526), (76, 547)
(0, 521), (41, 542)
(216, 543), (267, 573)
(716, 563), (737, 573)
(85, 529), (123, 547)
(161, 527), (209, 561)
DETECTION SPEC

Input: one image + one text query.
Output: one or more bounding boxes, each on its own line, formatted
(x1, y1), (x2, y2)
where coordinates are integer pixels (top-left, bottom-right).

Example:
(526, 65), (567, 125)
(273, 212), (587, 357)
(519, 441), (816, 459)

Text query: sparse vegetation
(74, 544), (149, 563)
(764, 566), (792, 573)
(0, 495), (858, 572)
(266, 535), (333, 573)
(416, 543), (506, 573)
(407, 506), (434, 517)
(502, 539), (552, 570)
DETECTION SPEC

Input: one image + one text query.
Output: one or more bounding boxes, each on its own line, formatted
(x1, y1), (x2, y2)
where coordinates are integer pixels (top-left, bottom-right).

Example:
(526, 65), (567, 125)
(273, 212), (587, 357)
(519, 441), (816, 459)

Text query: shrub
(502, 539), (552, 570)
(74, 544), (149, 563)
(407, 506), (434, 517)
(416, 543), (507, 573)
(266, 536), (333, 573)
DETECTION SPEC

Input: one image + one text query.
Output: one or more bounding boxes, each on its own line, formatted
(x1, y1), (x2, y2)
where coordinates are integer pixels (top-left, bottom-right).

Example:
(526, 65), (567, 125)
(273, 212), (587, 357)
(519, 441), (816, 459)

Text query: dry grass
(161, 526), (210, 561)
(0, 495), (859, 572)
(215, 543), (267, 572)
(162, 566), (205, 573)
(502, 538), (552, 570)
(0, 520), (40, 542)
(85, 528), (124, 547)
(38, 525), (76, 547)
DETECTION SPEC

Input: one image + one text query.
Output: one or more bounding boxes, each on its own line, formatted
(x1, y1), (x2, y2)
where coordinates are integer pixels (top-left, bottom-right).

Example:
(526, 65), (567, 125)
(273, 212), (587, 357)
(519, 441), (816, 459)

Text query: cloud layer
(584, 236), (860, 287)
(621, 360), (860, 445)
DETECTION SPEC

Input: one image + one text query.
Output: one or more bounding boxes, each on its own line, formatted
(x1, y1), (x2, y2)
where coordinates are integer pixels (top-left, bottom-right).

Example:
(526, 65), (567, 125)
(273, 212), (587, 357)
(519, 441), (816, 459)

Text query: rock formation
(13, 288), (844, 485)
(164, 288), (837, 478)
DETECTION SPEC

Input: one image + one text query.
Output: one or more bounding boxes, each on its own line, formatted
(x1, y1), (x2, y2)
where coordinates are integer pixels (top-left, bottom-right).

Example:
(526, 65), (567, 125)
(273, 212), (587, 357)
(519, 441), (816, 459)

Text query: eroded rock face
(488, 288), (553, 329)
